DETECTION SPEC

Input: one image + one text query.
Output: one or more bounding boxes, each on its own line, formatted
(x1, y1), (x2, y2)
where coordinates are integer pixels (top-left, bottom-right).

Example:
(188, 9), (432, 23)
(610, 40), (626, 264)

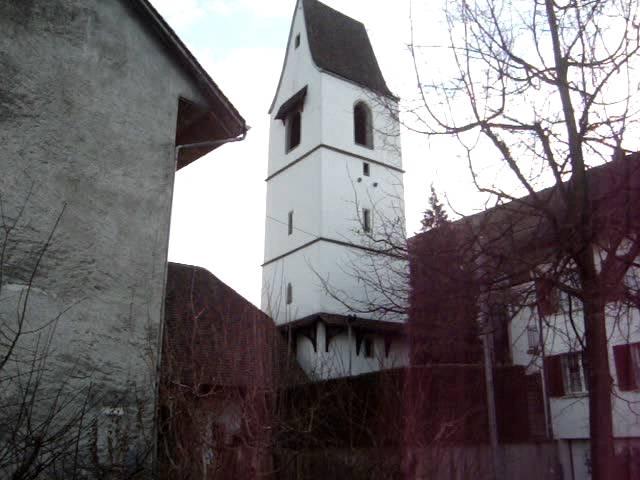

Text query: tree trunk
(582, 278), (614, 480)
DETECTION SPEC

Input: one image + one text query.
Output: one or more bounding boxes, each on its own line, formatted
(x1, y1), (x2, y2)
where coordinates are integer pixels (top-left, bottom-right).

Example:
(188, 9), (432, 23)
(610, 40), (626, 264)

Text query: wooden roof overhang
(128, 0), (247, 169)
(274, 86), (308, 121)
(278, 312), (405, 356)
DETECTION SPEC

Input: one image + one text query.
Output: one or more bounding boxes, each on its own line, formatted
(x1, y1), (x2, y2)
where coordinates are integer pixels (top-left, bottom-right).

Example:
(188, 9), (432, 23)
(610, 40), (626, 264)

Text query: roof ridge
(304, 0), (365, 27)
(302, 0), (396, 99)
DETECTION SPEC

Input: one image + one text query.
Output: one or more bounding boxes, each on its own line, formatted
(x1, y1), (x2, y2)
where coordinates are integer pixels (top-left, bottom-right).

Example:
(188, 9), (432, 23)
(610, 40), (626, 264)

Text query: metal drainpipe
(476, 247), (504, 480)
(481, 318), (502, 480)
(174, 129), (248, 164)
(537, 304), (554, 440)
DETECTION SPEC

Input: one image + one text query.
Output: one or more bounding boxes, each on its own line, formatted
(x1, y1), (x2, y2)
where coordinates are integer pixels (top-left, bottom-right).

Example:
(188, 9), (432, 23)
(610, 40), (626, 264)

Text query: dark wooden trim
(262, 236), (401, 267)
(325, 324), (346, 352)
(265, 143), (404, 182)
(275, 86), (308, 120)
(262, 238), (322, 267)
(384, 336), (393, 357)
(299, 321), (318, 352)
(319, 237), (403, 257)
(278, 312), (405, 335)
(281, 317), (320, 353)
(355, 329), (365, 356)
(266, 145), (322, 182)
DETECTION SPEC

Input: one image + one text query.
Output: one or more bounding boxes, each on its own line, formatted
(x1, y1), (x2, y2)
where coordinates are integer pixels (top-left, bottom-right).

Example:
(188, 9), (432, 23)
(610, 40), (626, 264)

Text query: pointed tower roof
(302, 0), (396, 99)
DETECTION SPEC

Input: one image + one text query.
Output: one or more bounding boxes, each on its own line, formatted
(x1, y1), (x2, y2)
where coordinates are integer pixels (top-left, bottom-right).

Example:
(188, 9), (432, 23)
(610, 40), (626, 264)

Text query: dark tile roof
(281, 312), (405, 335)
(275, 85), (308, 120)
(302, 0), (396, 99)
(409, 151), (640, 276)
(407, 153), (640, 365)
(162, 263), (305, 389)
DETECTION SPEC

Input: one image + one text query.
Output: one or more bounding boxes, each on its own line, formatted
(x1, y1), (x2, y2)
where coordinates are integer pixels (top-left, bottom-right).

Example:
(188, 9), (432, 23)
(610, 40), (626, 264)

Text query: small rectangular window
(363, 162), (370, 176)
(547, 351), (589, 397)
(363, 208), (371, 232)
(286, 283), (293, 305)
(295, 34), (300, 48)
(288, 211), (293, 235)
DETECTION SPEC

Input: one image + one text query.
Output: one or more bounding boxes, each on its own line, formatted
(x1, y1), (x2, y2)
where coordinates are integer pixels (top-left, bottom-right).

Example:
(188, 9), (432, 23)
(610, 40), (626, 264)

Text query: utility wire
(266, 214), (317, 238)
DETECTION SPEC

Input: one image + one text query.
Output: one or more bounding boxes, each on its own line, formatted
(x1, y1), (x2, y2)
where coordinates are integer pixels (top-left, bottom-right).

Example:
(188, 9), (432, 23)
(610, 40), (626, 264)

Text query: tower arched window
(353, 102), (372, 148)
(286, 111), (301, 152)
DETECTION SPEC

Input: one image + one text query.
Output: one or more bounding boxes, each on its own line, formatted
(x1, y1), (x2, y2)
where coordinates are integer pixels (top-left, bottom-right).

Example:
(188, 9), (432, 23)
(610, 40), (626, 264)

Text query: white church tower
(262, 0), (408, 378)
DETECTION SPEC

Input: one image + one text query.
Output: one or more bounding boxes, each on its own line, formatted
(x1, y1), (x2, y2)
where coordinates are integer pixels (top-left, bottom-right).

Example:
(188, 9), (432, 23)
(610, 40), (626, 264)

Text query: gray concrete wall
(0, 0), (211, 473)
(277, 443), (561, 480)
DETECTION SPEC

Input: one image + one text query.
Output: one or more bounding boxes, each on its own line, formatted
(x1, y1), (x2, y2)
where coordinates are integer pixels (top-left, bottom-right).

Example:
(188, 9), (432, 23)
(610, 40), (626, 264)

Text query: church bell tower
(262, 0), (408, 378)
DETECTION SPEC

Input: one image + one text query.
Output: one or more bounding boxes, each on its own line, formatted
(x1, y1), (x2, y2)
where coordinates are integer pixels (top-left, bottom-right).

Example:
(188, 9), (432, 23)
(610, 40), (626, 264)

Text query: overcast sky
(153, 0), (479, 306)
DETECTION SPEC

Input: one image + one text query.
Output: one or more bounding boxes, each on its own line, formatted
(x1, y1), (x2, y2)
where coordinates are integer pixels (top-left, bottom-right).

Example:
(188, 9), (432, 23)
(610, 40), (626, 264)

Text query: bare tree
(403, 0), (640, 477)
(160, 263), (311, 479)
(0, 190), (154, 479)
(312, 184), (410, 323)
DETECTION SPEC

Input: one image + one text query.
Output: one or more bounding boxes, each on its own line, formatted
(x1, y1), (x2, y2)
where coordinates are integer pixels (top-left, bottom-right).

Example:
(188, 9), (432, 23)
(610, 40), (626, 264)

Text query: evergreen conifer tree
(421, 185), (449, 231)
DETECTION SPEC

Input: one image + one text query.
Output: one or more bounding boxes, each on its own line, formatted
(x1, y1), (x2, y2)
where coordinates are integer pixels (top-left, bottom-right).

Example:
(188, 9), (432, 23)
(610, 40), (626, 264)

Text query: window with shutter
(546, 352), (589, 396)
(614, 343), (640, 391)
(527, 325), (540, 354)
(535, 278), (560, 316)
(546, 354), (565, 397)
(562, 352), (587, 394)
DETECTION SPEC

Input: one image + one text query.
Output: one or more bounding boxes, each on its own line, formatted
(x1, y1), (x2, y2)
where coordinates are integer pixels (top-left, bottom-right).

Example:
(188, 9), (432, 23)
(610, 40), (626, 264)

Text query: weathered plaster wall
(0, 0), (211, 463)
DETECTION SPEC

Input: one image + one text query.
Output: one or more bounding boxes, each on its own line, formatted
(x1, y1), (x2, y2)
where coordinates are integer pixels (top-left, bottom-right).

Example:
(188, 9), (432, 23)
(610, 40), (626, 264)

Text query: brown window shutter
(535, 279), (559, 316)
(603, 255), (628, 303)
(614, 344), (636, 391)
(546, 354), (565, 397)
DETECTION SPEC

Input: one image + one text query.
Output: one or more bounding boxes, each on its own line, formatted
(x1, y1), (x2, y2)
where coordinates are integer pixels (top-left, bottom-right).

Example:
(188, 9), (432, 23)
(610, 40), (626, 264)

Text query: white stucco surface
(262, 0), (408, 378)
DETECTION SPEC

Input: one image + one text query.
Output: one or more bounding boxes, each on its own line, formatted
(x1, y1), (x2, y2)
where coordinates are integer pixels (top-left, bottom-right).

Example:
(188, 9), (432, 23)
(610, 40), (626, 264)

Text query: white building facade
(261, 0), (408, 379)
(509, 269), (640, 479)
